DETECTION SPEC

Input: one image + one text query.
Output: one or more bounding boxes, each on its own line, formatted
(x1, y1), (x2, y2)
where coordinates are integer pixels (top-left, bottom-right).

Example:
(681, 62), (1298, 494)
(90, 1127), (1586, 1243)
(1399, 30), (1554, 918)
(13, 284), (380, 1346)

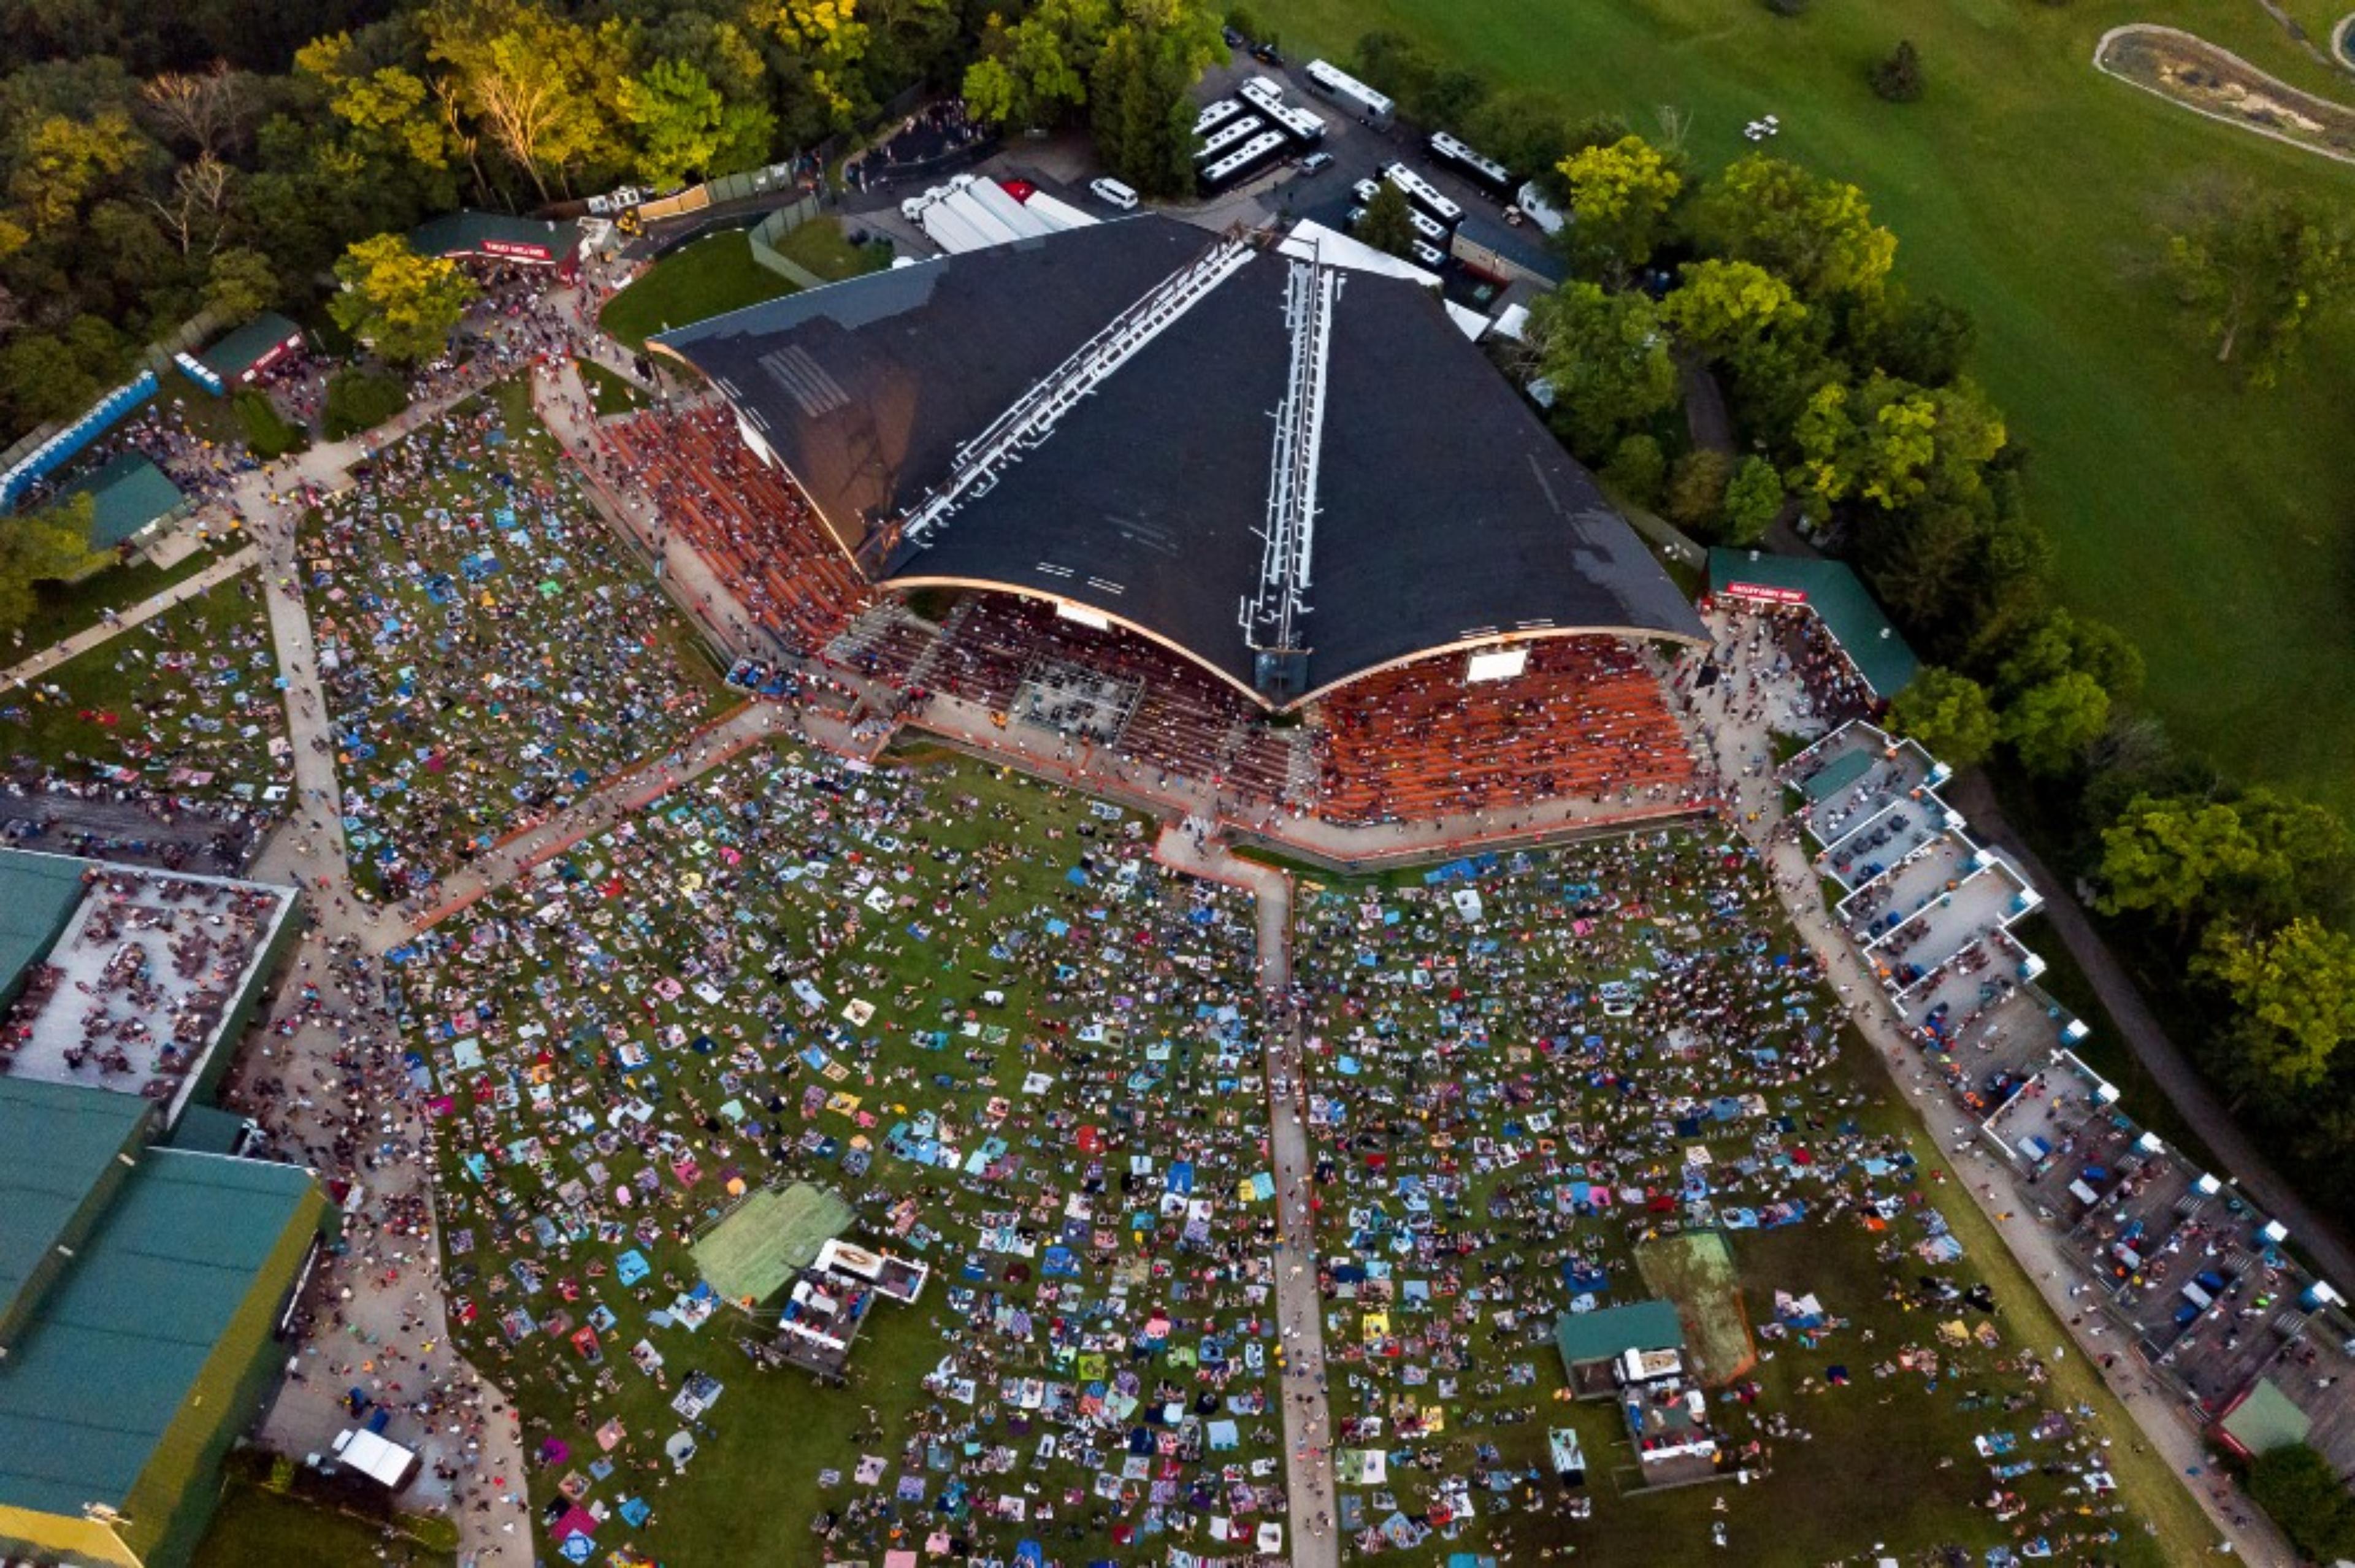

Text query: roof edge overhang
(1289, 621), (1709, 711)
(882, 573), (1272, 709)
(881, 576), (1707, 716)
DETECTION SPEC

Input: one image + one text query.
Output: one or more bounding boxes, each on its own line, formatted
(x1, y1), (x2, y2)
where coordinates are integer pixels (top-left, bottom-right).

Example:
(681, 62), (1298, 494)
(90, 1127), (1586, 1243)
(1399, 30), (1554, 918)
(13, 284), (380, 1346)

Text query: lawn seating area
(407, 748), (1290, 1566)
(297, 381), (730, 901)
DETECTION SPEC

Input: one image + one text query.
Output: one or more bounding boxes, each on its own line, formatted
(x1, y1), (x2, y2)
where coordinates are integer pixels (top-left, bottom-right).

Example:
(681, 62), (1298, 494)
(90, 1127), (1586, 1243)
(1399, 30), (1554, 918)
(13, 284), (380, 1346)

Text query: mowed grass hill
(1265, 0), (2355, 812)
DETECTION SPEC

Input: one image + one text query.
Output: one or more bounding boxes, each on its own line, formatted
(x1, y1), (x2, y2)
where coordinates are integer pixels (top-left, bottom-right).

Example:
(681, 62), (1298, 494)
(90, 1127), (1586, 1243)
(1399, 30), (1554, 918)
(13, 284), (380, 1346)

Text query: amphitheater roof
(656, 215), (1702, 704)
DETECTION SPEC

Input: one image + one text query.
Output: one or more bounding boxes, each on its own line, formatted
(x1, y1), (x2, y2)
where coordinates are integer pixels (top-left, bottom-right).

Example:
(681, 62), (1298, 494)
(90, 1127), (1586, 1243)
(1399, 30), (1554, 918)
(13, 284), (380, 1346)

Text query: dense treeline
(0, 0), (1009, 438)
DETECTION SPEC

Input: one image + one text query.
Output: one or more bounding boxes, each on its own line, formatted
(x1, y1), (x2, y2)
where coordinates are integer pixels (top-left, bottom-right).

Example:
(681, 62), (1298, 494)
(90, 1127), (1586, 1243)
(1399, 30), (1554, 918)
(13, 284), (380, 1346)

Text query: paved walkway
(0, 545), (258, 688)
(1685, 629), (2291, 1568)
(229, 357), (575, 1568)
(1947, 769), (2355, 1289)
(1155, 827), (1339, 1568)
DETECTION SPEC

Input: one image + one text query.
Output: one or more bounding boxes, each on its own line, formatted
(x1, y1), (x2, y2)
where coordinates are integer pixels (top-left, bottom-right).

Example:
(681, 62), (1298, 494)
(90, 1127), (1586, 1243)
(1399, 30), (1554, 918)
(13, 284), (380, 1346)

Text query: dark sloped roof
(659, 215), (1702, 703)
(410, 209), (583, 261)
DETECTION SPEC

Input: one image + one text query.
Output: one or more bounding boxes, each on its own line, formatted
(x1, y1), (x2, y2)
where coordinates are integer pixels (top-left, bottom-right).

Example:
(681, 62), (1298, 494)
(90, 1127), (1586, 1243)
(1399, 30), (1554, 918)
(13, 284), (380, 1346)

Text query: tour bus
(1194, 98), (1246, 140)
(1427, 130), (1515, 196)
(1235, 76), (1328, 145)
(1379, 161), (1464, 228)
(1347, 198), (1449, 248)
(1198, 129), (1287, 193)
(1304, 58), (1395, 128)
(1194, 113), (1268, 166)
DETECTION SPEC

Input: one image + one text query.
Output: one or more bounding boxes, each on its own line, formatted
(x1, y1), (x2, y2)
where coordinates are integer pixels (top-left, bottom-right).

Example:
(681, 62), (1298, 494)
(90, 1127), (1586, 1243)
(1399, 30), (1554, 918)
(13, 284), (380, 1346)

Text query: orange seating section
(1315, 638), (1695, 826)
(598, 407), (868, 654)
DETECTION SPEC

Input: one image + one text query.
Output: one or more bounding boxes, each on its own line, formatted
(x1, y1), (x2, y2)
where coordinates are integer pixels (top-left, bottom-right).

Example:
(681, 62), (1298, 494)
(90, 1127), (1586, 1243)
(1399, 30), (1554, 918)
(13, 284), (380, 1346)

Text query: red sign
(1722, 581), (1809, 606)
(480, 239), (555, 261)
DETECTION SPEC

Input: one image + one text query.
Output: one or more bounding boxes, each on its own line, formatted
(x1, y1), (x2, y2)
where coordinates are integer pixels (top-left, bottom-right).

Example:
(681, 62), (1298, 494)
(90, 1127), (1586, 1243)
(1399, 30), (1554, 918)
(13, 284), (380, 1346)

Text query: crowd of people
(396, 745), (1308, 1563)
(296, 383), (732, 903)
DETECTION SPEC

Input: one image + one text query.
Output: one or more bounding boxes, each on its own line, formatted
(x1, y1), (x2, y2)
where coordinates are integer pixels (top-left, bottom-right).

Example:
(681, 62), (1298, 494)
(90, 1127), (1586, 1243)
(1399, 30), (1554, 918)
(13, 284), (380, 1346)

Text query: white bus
(1236, 77), (1327, 145)
(1194, 113), (1268, 165)
(1194, 98), (1246, 139)
(1428, 131), (1515, 196)
(1199, 129), (1287, 193)
(1380, 161), (1464, 228)
(1305, 59), (1395, 128)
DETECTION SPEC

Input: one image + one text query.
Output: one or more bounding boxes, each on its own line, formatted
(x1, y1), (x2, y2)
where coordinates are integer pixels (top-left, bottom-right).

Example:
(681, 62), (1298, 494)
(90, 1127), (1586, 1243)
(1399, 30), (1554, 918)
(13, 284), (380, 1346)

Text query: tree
(2237, 787), (2355, 928)
(7, 110), (150, 235)
(616, 59), (732, 189)
(203, 247), (279, 319)
(2001, 670), (2108, 775)
(1994, 607), (2144, 703)
(1883, 666), (1999, 767)
(2161, 178), (2353, 387)
(0, 496), (102, 631)
(2196, 918), (2355, 1097)
(323, 367), (412, 439)
(144, 151), (236, 256)
(1790, 372), (2005, 513)
(2246, 1445), (2355, 1564)
(767, 0), (874, 129)
(295, 37), (451, 174)
(1847, 288), (1977, 384)
(1870, 40), (1924, 102)
(0, 334), (97, 424)
(1089, 24), (1198, 197)
(1690, 153), (1897, 301)
(2097, 793), (2262, 937)
(1721, 454), (1784, 545)
(1661, 259), (1806, 362)
(1556, 134), (1682, 277)
(426, 0), (619, 199)
(1528, 281), (1680, 457)
(1663, 448), (1733, 530)
(963, 0), (1106, 129)
(1356, 181), (1419, 260)
(139, 63), (252, 155)
(1601, 434), (1668, 509)
(329, 233), (477, 364)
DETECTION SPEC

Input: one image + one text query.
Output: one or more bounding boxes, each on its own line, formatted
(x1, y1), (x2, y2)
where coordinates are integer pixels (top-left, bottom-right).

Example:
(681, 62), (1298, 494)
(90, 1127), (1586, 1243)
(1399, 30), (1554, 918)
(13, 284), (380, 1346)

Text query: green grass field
(191, 1481), (453, 1568)
(600, 231), (798, 352)
(575, 357), (647, 418)
(1263, 0), (2355, 812)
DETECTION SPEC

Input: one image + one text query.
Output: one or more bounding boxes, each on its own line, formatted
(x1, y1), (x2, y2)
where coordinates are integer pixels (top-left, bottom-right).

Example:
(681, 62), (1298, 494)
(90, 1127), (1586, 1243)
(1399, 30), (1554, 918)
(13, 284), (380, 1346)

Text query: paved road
(1946, 770), (2355, 1290)
(0, 545), (258, 689)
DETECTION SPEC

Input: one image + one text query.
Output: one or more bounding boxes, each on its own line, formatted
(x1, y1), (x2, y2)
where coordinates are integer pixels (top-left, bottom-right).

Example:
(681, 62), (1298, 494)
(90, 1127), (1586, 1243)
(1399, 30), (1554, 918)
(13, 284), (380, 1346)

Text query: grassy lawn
(1, 568), (289, 806)
(770, 214), (897, 281)
(416, 751), (1284, 1566)
(1292, 836), (2219, 1565)
(11, 544), (226, 652)
(1262, 0), (2355, 814)
(576, 358), (648, 419)
(296, 376), (730, 899)
(600, 231), (798, 352)
(192, 1480), (453, 1568)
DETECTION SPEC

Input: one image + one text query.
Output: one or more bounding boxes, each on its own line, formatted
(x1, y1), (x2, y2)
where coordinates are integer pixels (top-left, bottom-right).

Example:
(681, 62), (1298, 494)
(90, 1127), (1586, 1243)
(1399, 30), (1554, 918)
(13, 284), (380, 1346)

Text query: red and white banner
(1721, 581), (1809, 606)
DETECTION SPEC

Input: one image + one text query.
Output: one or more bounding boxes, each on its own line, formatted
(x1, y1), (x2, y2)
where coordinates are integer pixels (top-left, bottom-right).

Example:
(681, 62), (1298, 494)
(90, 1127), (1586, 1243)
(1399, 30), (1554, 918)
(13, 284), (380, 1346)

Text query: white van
(1088, 177), (1139, 211)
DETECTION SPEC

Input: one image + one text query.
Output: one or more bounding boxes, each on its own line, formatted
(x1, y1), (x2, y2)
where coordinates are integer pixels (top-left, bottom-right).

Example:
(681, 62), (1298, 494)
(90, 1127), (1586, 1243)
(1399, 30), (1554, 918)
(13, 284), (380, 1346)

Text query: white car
(1088, 177), (1139, 211)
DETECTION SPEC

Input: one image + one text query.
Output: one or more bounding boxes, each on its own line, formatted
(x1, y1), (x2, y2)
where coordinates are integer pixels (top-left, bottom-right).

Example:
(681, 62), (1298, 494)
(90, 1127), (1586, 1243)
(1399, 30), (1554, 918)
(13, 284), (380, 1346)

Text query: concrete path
(1945, 769), (2355, 1289)
(1155, 827), (1340, 1568)
(1683, 624), (2290, 1567)
(0, 545), (258, 689)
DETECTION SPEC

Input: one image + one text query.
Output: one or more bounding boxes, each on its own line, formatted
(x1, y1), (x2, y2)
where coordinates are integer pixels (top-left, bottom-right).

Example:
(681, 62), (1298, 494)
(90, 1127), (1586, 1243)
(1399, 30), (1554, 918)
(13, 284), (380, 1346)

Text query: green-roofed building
(2219, 1377), (2313, 1458)
(193, 312), (304, 390)
(0, 1148), (324, 1568)
(0, 1080), (153, 1353)
(1707, 548), (1920, 700)
(408, 210), (583, 277)
(1554, 1299), (1685, 1375)
(49, 453), (188, 552)
(0, 848), (89, 1007)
